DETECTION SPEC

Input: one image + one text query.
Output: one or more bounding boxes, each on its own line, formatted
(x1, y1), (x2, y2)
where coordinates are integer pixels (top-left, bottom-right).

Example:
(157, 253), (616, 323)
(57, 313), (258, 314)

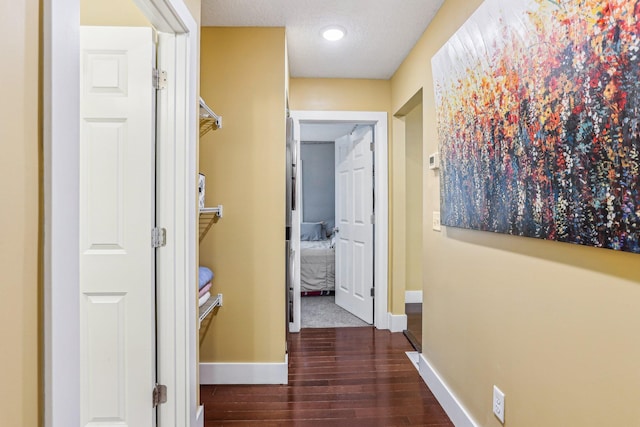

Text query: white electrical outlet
(493, 385), (505, 424)
(432, 211), (441, 231)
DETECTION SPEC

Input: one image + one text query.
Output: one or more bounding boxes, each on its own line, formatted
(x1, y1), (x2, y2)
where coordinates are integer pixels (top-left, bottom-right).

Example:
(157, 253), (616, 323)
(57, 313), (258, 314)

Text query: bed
(300, 222), (335, 294)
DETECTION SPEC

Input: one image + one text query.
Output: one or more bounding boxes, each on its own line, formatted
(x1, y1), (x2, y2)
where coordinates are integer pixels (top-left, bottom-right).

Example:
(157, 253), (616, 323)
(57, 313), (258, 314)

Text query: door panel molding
(80, 26), (156, 426)
(335, 128), (374, 323)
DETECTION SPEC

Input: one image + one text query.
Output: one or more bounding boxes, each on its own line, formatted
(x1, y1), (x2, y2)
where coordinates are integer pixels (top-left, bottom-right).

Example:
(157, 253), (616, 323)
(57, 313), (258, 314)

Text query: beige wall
(80, 0), (150, 26)
(391, 0), (640, 425)
(404, 103), (423, 292)
(199, 27), (287, 363)
(0, 0), (40, 426)
(80, 0), (201, 27)
(183, 0), (201, 27)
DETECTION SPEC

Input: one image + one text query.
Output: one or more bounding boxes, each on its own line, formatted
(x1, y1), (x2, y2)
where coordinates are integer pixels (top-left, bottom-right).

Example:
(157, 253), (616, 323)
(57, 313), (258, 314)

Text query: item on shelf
(198, 292), (211, 307)
(199, 266), (214, 289)
(198, 173), (206, 209)
(199, 283), (212, 298)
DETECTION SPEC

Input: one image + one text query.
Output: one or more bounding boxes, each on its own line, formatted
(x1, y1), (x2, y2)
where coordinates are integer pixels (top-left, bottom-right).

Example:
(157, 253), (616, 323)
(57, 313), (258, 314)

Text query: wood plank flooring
(201, 327), (452, 426)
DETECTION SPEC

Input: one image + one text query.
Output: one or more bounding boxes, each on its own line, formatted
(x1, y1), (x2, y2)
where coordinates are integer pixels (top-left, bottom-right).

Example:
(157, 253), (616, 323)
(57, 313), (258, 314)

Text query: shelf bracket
(199, 97), (222, 136)
(200, 205), (223, 218)
(198, 293), (223, 329)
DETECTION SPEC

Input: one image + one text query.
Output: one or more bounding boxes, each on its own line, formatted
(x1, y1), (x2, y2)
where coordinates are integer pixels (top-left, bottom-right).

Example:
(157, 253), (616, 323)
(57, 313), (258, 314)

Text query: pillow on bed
(301, 222), (324, 241)
(324, 218), (336, 237)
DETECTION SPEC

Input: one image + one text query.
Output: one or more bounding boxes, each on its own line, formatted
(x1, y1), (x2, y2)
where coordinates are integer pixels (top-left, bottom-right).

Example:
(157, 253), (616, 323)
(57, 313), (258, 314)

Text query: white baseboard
(405, 351), (420, 371)
(195, 405), (204, 427)
(387, 312), (407, 333)
(376, 306), (390, 330)
(418, 353), (478, 427)
(405, 290), (423, 304)
(200, 354), (288, 385)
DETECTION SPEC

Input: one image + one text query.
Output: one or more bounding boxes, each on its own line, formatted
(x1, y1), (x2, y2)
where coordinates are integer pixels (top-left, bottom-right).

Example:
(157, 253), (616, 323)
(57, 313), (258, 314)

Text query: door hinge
(370, 141), (375, 151)
(371, 213), (375, 224)
(152, 383), (167, 408)
(370, 287), (375, 297)
(152, 227), (166, 248)
(153, 68), (167, 90)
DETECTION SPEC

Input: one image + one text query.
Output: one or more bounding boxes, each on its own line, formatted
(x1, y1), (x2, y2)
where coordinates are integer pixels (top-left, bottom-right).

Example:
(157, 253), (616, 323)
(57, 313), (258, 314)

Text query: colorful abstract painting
(432, 0), (640, 253)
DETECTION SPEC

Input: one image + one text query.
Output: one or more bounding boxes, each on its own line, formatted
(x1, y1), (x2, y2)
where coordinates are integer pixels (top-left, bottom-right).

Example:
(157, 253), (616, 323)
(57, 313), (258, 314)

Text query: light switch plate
(432, 211), (441, 231)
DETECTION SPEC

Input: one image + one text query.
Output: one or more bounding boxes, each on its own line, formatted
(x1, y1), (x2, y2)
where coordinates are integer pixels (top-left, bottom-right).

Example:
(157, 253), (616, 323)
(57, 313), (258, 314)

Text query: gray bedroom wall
(301, 142), (335, 223)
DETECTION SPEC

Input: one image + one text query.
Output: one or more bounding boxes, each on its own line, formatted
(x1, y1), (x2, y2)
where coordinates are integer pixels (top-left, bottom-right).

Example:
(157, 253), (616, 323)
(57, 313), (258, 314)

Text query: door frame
(43, 0), (199, 425)
(290, 110), (389, 331)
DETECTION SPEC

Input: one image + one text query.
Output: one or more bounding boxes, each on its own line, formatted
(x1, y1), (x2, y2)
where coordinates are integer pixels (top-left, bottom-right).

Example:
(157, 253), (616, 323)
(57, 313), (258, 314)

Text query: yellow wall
(0, 0), (40, 426)
(289, 78), (391, 113)
(392, 0), (640, 425)
(199, 27), (287, 363)
(404, 103), (423, 292)
(390, 89), (423, 314)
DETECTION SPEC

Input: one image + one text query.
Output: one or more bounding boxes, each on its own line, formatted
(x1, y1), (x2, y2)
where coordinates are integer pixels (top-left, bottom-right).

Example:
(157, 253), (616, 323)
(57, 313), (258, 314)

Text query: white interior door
(80, 26), (156, 427)
(335, 127), (374, 323)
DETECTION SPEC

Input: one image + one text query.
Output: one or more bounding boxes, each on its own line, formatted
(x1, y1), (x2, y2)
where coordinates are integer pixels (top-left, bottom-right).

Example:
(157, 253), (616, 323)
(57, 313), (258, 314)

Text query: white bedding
(300, 239), (335, 292)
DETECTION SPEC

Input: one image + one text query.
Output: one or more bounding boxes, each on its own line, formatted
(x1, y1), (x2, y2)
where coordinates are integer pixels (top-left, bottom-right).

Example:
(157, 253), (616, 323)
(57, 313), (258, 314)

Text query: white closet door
(335, 128), (374, 324)
(79, 26), (156, 427)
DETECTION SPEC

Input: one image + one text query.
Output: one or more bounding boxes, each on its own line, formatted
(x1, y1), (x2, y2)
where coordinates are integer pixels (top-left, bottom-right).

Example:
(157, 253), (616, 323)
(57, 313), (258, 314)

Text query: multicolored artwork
(432, 0), (640, 253)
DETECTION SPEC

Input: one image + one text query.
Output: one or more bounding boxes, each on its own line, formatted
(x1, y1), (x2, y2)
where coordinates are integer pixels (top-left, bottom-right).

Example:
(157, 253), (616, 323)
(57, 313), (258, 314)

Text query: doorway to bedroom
(299, 124), (371, 328)
(288, 110), (388, 333)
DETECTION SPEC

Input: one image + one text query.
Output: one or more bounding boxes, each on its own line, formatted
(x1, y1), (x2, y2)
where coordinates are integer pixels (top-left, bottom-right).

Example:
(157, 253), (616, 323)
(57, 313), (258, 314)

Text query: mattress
(300, 239), (335, 292)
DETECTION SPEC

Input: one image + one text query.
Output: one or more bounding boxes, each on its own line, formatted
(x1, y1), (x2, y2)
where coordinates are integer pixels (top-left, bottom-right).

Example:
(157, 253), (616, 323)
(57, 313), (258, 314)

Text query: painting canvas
(432, 0), (640, 253)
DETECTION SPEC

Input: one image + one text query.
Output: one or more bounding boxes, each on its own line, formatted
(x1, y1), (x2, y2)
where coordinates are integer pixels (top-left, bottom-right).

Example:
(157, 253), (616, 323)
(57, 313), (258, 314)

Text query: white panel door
(80, 26), (156, 427)
(335, 127), (374, 323)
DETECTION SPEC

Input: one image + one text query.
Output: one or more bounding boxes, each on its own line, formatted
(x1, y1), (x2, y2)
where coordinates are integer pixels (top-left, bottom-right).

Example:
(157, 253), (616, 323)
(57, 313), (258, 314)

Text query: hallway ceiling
(201, 0), (445, 79)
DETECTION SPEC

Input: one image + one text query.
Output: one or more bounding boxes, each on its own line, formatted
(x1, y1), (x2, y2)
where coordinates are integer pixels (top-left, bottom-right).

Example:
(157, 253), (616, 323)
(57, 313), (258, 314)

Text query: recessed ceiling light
(322, 26), (345, 41)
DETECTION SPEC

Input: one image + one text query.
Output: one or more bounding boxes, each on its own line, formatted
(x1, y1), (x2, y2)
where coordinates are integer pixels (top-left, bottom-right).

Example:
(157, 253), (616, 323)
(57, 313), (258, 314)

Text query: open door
(79, 26), (156, 426)
(335, 127), (374, 324)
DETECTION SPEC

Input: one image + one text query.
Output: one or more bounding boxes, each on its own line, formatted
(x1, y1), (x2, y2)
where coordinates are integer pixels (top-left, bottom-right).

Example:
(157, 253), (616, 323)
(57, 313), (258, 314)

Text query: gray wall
(301, 142), (335, 223)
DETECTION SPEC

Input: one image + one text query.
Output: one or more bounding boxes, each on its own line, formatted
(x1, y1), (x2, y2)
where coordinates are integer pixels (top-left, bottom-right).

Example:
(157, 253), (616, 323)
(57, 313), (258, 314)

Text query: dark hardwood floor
(201, 327), (452, 426)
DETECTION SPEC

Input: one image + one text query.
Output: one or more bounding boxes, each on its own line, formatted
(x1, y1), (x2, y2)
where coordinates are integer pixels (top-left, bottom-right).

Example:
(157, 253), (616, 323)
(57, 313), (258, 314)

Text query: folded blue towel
(199, 266), (214, 289)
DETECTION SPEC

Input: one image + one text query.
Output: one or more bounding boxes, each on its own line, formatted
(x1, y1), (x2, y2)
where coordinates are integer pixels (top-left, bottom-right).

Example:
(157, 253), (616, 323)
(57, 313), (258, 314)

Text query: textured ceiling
(201, 0), (445, 79)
